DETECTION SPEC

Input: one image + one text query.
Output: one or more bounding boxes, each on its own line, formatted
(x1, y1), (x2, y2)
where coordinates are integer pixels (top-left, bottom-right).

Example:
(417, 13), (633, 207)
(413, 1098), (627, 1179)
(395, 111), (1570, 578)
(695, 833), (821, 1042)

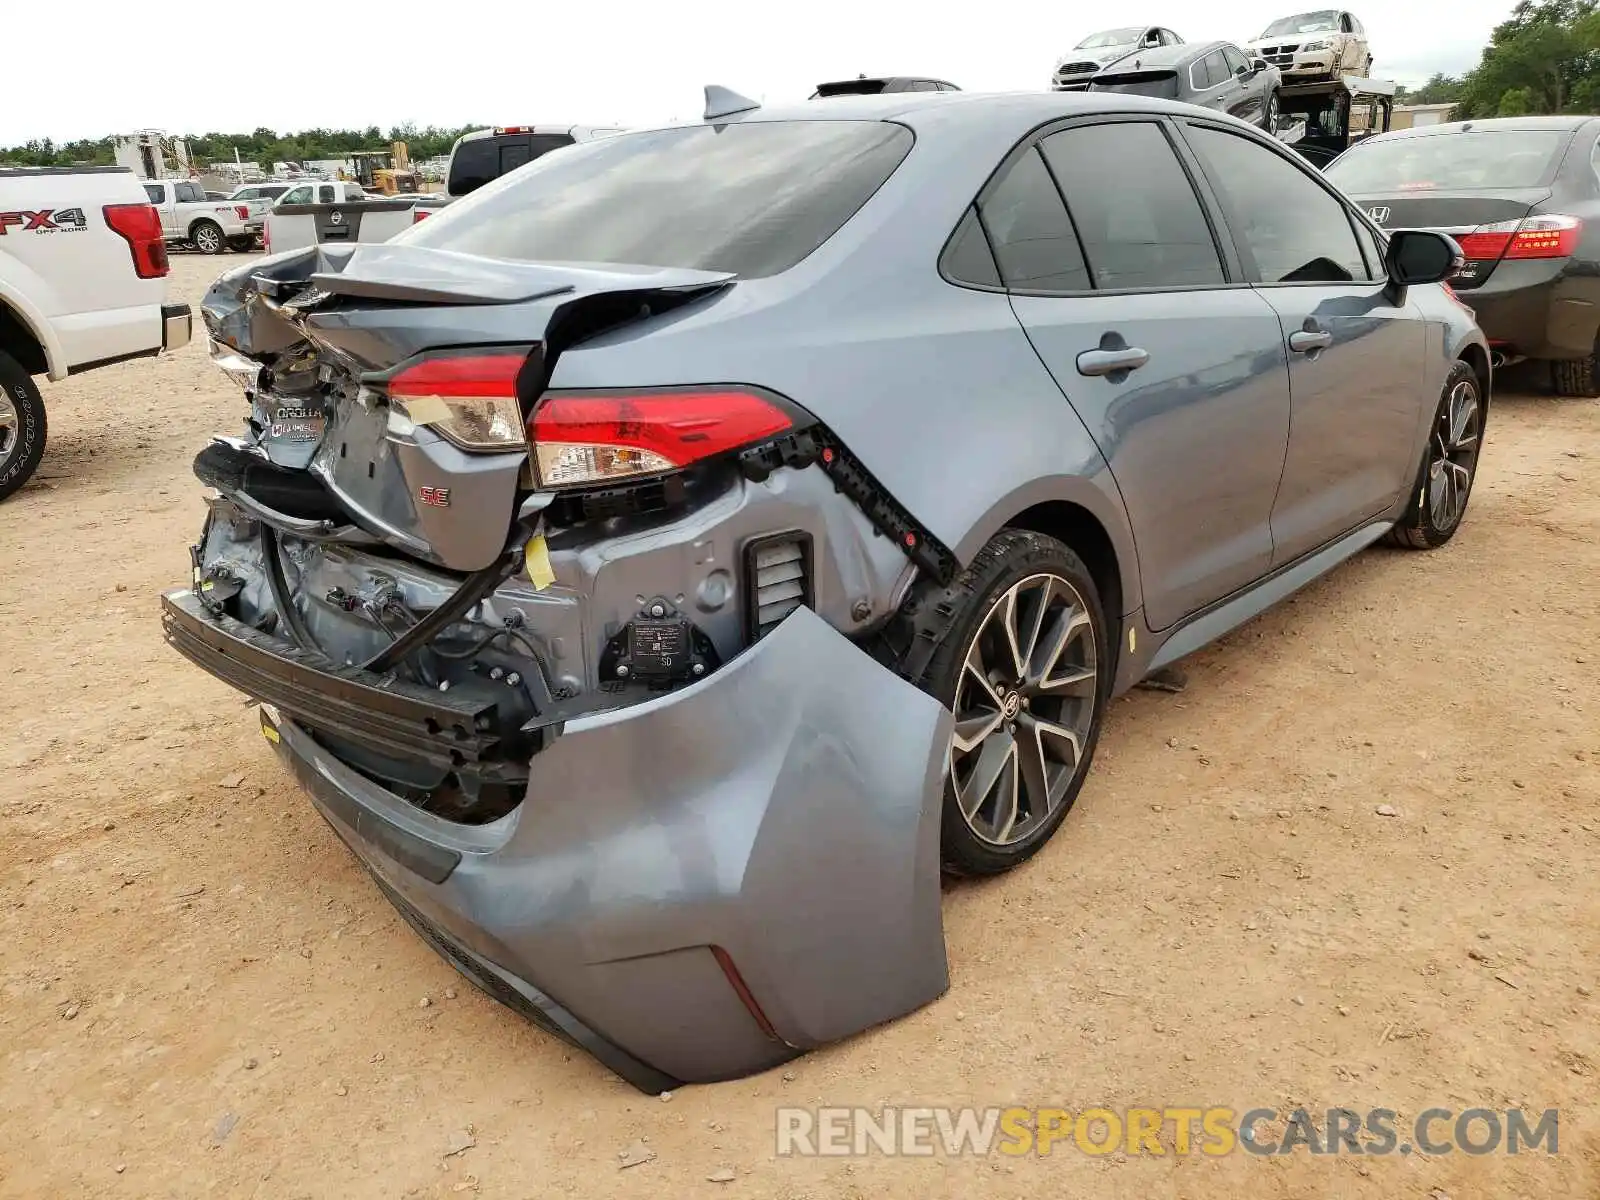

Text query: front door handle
(1289, 330), (1333, 354)
(1076, 346), (1150, 377)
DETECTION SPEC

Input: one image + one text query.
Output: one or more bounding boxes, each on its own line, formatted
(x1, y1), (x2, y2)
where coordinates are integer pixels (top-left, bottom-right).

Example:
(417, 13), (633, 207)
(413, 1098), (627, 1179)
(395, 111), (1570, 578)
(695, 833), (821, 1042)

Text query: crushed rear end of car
(163, 118), (962, 1086)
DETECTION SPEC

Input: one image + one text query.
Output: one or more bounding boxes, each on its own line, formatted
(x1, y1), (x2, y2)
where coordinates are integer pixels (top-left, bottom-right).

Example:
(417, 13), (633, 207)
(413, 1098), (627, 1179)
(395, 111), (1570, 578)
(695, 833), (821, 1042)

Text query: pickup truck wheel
(0, 352), (48, 502)
(191, 220), (224, 255)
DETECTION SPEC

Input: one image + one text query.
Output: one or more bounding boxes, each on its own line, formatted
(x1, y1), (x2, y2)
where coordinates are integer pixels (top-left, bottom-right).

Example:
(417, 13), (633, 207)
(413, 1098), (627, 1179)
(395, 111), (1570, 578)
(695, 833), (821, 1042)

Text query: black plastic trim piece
(66, 347), (159, 375)
(741, 530), (815, 644)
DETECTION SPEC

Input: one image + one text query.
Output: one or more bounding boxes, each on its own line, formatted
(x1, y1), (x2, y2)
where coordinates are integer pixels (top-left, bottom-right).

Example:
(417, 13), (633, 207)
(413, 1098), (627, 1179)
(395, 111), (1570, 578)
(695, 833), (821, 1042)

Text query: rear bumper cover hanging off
(175, 593), (954, 1089)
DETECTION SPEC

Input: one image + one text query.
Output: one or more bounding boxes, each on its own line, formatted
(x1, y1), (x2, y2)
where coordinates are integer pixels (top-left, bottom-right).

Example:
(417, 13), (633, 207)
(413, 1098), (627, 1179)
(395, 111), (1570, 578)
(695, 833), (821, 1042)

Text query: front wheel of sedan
(1388, 360), (1484, 549)
(905, 530), (1111, 877)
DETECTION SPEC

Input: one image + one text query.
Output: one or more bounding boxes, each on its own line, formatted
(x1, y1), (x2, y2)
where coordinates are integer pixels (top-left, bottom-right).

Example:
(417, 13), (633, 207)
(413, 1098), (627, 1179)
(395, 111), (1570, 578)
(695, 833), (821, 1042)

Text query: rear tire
(227, 236), (255, 253)
(1262, 89), (1281, 132)
(0, 351), (48, 502)
(191, 220), (224, 255)
(896, 529), (1112, 877)
(1388, 360), (1483, 549)
(1551, 346), (1600, 397)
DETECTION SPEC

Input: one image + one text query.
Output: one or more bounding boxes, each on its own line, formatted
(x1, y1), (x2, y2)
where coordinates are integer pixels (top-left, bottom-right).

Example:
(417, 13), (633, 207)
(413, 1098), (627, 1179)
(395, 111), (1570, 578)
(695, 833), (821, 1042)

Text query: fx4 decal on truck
(0, 208), (88, 235)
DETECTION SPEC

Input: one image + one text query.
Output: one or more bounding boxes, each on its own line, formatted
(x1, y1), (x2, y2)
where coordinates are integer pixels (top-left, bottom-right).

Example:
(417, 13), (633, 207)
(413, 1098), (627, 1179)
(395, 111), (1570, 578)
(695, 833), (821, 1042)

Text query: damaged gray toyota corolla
(165, 89), (1488, 1089)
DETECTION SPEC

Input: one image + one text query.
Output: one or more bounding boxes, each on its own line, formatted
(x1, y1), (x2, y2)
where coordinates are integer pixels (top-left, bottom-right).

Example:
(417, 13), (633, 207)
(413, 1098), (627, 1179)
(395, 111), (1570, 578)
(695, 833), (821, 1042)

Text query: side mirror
(1386, 229), (1463, 286)
(1251, 56), (1270, 72)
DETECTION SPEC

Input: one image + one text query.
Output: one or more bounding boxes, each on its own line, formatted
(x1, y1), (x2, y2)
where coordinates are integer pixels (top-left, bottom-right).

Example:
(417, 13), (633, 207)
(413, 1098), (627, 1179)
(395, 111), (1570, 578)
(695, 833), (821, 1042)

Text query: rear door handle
(1076, 347), (1150, 377)
(1289, 330), (1333, 353)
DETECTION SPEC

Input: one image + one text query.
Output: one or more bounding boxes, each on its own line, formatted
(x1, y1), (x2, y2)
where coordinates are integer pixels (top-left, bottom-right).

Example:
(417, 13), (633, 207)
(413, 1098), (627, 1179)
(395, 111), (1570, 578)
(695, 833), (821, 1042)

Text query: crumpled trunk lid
(200, 245), (733, 572)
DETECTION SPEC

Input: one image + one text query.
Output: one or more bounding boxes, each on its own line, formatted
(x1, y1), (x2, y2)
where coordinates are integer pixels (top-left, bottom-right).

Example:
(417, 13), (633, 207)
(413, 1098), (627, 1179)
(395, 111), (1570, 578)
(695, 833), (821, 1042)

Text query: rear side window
(975, 147), (1090, 290)
(1327, 130), (1570, 191)
(447, 132), (576, 196)
(1187, 124), (1371, 282)
(942, 206), (1001, 287)
(1042, 123), (1225, 289)
(409, 120), (914, 279)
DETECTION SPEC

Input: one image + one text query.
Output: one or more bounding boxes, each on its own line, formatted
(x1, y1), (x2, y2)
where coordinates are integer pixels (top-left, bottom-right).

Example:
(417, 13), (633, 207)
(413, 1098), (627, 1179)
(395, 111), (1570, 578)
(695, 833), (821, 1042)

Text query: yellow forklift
(346, 143), (421, 195)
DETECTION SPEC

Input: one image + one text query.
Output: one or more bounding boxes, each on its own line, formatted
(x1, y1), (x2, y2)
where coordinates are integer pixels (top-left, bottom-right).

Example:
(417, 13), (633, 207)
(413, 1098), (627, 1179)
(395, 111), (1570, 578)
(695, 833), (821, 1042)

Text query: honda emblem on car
(1368, 206), (1390, 224)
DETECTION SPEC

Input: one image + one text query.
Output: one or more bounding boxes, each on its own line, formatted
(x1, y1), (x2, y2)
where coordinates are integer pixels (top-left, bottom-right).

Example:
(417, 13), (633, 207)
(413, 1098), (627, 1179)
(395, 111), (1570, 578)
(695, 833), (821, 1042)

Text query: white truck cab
(0, 165), (190, 499)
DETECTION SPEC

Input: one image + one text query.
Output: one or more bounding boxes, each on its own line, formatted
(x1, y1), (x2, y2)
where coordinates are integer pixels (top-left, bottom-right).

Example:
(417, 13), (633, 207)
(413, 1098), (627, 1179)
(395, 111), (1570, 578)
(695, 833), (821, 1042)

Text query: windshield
(1259, 10), (1340, 36)
(1327, 130), (1570, 191)
(1076, 27), (1143, 48)
(402, 120), (914, 279)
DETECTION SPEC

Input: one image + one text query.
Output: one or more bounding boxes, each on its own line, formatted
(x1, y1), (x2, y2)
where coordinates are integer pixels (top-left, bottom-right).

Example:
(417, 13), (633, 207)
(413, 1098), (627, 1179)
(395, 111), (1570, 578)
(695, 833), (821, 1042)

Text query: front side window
(1222, 45), (1249, 75)
(1186, 124), (1370, 283)
(407, 120), (914, 280)
(281, 186), (311, 205)
(1042, 122), (1225, 289)
(177, 182), (205, 202)
(143, 184), (164, 204)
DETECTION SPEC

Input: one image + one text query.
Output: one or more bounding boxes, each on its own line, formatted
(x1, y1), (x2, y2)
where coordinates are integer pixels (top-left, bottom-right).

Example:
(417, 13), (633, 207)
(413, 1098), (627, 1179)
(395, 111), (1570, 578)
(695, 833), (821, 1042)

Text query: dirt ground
(1, 254), (1597, 1199)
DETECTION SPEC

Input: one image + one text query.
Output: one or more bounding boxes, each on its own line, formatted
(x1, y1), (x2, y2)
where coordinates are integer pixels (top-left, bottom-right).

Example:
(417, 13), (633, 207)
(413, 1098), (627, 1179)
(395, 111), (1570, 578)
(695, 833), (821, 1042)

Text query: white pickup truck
(141, 178), (265, 255)
(0, 166), (191, 500)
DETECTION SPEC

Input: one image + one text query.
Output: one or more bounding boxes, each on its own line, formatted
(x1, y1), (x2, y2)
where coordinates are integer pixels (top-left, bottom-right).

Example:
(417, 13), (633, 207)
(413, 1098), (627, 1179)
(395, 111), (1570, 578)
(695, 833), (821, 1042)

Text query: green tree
(1497, 84), (1536, 112)
(1455, 0), (1600, 116)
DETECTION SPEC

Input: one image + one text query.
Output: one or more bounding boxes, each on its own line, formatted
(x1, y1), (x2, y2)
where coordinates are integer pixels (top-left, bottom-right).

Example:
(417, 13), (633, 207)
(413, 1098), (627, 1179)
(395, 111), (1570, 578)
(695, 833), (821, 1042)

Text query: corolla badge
(1368, 206), (1391, 224)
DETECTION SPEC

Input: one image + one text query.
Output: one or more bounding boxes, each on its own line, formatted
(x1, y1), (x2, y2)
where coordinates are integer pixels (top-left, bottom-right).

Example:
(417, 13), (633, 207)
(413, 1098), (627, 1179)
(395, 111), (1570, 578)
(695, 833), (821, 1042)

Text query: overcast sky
(4, 0), (1508, 146)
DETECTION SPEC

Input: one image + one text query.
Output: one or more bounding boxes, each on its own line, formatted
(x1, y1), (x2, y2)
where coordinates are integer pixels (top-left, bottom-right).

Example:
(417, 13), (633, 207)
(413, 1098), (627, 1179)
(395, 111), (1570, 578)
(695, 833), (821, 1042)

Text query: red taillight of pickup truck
(103, 203), (169, 279)
(235, 205), (250, 222)
(412, 209), (431, 223)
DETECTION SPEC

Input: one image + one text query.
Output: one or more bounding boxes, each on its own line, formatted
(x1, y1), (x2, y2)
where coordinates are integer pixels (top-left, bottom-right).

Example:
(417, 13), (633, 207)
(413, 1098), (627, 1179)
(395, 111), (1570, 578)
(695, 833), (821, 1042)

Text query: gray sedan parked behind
(168, 89), (1488, 1091)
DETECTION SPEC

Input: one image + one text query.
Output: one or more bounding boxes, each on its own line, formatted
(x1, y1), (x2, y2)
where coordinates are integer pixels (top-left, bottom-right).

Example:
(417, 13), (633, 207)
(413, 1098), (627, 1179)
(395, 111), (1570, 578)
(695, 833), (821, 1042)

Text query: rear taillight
(235, 205), (249, 221)
(102, 203), (168, 279)
(412, 208), (431, 223)
(386, 353), (528, 451)
(1456, 214), (1581, 261)
(263, 221), (271, 253)
(527, 388), (795, 489)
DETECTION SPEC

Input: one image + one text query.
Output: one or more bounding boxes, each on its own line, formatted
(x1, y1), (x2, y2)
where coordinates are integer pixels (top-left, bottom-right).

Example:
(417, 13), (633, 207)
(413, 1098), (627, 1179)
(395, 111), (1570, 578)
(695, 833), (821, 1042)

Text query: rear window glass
(1091, 72), (1180, 99)
(408, 120), (914, 279)
(447, 133), (576, 196)
(1327, 131), (1570, 191)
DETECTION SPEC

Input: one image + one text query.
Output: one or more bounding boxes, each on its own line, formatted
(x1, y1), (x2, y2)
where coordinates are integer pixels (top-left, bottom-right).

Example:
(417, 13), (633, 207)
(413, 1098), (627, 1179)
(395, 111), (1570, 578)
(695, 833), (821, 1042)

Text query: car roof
(1095, 41), (1226, 70)
(724, 89), (1203, 126)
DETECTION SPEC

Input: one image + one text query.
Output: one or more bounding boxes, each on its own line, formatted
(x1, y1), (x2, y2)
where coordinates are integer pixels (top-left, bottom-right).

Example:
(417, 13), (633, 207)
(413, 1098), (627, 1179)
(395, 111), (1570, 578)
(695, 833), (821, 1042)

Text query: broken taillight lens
(1456, 214), (1581, 261)
(387, 354), (529, 451)
(527, 388), (795, 489)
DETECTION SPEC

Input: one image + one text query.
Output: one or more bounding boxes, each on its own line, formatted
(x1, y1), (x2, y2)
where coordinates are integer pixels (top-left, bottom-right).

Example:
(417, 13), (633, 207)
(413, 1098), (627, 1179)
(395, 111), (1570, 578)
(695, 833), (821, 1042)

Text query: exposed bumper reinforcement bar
(161, 588), (509, 776)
